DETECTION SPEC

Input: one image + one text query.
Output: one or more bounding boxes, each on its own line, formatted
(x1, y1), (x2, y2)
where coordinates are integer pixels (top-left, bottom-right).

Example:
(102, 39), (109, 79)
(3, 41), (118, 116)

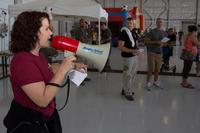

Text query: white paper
(161, 37), (170, 43)
(68, 70), (87, 86)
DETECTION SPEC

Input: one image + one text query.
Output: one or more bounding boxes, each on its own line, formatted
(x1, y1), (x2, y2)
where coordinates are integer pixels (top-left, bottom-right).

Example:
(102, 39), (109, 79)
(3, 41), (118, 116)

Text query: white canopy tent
(8, 0), (108, 20)
(8, 0), (108, 44)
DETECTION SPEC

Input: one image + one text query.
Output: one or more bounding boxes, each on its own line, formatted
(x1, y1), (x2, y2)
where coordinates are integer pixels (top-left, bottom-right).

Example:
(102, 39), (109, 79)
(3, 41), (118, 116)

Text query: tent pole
(8, 17), (10, 48)
(98, 18), (100, 45)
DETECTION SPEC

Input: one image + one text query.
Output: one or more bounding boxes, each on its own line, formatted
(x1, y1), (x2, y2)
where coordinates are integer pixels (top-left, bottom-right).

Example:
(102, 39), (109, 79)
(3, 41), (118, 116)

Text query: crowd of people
(70, 18), (112, 45)
(118, 17), (200, 100)
(3, 10), (200, 133)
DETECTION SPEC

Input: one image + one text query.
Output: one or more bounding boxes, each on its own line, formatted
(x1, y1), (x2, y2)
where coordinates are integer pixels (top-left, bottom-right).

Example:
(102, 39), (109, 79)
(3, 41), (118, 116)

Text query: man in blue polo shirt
(144, 18), (168, 91)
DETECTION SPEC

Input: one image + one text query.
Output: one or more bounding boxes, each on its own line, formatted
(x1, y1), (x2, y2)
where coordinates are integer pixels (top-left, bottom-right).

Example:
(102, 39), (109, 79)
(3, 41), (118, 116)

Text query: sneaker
(146, 82), (151, 91)
(121, 89), (134, 96)
(180, 83), (195, 89)
(124, 94), (134, 101)
(153, 81), (163, 89)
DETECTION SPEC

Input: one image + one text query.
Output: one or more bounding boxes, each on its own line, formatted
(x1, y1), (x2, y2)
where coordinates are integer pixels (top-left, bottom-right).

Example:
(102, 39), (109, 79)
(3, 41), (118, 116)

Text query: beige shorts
(147, 52), (162, 72)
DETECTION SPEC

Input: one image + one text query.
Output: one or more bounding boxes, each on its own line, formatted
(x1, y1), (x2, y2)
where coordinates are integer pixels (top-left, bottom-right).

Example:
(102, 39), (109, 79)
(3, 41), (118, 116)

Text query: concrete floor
(0, 45), (200, 133)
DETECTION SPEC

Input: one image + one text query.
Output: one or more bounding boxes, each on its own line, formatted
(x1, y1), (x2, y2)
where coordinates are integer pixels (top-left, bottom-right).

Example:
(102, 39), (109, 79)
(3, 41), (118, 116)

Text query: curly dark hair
(9, 11), (50, 53)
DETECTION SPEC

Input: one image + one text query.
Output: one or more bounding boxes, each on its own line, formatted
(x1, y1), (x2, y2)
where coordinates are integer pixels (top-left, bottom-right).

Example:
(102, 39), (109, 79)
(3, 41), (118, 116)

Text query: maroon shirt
(10, 51), (55, 117)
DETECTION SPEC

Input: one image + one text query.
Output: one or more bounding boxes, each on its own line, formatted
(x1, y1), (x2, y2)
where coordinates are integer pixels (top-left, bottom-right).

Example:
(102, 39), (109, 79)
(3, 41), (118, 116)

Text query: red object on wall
(130, 7), (138, 19)
(108, 16), (124, 24)
(139, 15), (145, 31)
(104, 8), (121, 13)
(129, 7), (145, 31)
(104, 8), (126, 26)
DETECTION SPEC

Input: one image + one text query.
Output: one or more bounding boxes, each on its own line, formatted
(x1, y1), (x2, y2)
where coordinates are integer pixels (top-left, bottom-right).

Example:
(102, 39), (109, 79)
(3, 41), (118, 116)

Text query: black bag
(4, 100), (62, 133)
(46, 109), (62, 133)
(180, 49), (194, 61)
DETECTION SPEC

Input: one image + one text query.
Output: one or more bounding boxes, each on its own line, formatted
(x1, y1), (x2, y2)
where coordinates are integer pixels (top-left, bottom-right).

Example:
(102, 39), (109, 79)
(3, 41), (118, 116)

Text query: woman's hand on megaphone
(59, 56), (77, 74)
(74, 62), (87, 73)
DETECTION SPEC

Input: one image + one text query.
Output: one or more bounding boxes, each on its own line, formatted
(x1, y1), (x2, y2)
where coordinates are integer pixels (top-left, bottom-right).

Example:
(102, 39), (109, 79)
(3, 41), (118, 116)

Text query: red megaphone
(51, 36), (79, 53)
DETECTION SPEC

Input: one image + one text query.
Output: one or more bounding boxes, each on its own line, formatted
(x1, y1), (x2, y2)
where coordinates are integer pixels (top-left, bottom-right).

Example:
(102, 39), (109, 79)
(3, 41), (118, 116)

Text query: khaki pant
(122, 56), (138, 94)
(147, 52), (162, 72)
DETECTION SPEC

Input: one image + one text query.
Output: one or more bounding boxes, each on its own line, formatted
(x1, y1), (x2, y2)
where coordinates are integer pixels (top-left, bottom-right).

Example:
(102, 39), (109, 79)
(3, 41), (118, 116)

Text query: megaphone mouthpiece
(52, 36), (79, 53)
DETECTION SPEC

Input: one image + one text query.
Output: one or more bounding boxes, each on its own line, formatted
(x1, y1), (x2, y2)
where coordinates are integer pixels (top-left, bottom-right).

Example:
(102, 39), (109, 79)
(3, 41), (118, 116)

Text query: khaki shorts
(147, 52), (162, 72)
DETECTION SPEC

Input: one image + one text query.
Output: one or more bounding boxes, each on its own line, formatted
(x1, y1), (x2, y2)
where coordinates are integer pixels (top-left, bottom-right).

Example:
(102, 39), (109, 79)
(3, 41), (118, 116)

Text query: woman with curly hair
(3, 11), (86, 133)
